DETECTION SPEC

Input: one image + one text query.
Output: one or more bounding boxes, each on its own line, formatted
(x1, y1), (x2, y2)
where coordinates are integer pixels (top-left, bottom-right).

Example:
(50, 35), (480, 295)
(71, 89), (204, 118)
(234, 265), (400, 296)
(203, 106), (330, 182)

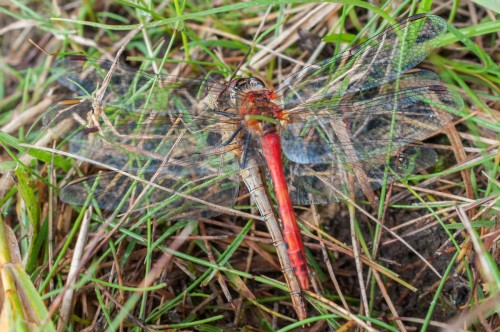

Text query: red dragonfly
(43, 13), (461, 306)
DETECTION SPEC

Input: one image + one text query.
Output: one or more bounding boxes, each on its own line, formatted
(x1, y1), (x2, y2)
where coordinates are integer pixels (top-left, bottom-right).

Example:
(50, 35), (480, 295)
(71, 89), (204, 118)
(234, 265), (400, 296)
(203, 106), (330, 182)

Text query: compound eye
(228, 78), (246, 105)
(247, 77), (266, 90)
(228, 78), (267, 105)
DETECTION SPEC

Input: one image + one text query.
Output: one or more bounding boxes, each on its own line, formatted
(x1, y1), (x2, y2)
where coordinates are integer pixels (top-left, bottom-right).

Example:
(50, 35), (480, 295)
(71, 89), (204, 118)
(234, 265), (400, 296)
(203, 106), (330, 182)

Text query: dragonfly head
(226, 78), (267, 105)
(216, 78), (284, 135)
(215, 78), (267, 109)
(216, 78), (265, 113)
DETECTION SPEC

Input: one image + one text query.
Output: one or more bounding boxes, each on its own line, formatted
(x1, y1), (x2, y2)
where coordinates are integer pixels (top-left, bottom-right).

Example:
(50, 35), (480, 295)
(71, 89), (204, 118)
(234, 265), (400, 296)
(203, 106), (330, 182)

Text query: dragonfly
(42, 13), (462, 318)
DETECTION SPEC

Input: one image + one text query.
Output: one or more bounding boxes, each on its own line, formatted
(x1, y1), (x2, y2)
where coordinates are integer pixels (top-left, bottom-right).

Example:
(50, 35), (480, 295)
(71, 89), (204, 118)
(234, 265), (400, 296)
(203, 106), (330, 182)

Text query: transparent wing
(278, 70), (463, 204)
(274, 13), (461, 204)
(45, 57), (243, 216)
(276, 14), (447, 108)
(44, 99), (240, 168)
(280, 70), (463, 164)
(60, 162), (240, 219)
(284, 146), (438, 205)
(50, 55), (228, 104)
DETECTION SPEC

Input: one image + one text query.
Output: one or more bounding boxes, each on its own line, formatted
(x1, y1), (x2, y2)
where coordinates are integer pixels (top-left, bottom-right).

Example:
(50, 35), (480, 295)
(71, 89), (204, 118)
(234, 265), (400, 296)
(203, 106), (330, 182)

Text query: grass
(1, 0), (499, 331)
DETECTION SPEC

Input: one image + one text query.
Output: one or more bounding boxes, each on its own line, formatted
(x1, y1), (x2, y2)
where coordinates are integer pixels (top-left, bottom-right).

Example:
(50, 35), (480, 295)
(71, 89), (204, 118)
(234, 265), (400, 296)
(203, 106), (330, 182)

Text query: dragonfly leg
(239, 131), (252, 169)
(220, 125), (243, 147)
(212, 110), (239, 118)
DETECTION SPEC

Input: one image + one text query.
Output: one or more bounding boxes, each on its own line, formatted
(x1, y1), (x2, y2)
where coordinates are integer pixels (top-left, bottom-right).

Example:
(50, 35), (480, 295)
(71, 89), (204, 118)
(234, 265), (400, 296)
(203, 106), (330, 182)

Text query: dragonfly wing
(61, 161), (240, 219)
(284, 146), (438, 205)
(45, 57), (243, 215)
(43, 99), (238, 168)
(280, 70), (463, 164)
(276, 14), (447, 108)
(51, 56), (227, 103)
